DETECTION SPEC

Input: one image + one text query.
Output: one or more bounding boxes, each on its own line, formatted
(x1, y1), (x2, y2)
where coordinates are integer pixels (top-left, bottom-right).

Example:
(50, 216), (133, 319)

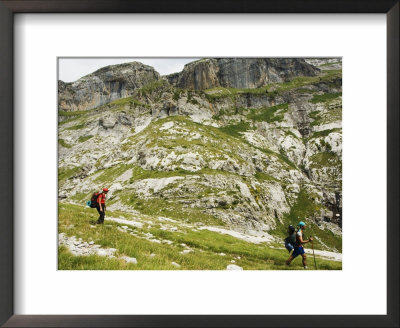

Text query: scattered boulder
(58, 233), (117, 258)
(121, 256), (138, 264)
(171, 262), (181, 268)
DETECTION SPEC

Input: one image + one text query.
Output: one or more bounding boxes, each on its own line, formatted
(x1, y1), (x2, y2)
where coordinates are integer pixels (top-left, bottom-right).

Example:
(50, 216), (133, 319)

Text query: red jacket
(97, 192), (106, 205)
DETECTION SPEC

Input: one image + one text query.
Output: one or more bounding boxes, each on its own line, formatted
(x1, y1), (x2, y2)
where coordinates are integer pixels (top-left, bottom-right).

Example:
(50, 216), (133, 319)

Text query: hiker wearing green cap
(286, 221), (313, 269)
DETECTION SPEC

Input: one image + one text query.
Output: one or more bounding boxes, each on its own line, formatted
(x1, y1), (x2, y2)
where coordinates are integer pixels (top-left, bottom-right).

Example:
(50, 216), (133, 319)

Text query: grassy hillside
(59, 203), (342, 270)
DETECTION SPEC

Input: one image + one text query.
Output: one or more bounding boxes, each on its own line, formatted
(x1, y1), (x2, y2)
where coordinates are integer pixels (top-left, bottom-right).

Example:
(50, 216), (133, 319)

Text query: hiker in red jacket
(96, 188), (109, 224)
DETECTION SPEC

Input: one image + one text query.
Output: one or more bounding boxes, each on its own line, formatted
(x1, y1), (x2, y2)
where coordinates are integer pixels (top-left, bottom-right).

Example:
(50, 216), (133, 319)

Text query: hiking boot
(303, 266), (308, 269)
(96, 220), (104, 224)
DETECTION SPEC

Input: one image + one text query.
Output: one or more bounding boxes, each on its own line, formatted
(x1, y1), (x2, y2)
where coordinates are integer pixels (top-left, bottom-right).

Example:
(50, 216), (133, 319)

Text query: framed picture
(1, 1), (398, 327)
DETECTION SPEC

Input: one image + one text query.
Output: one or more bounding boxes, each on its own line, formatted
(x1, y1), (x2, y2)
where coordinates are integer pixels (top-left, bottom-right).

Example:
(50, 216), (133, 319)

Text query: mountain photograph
(58, 58), (342, 270)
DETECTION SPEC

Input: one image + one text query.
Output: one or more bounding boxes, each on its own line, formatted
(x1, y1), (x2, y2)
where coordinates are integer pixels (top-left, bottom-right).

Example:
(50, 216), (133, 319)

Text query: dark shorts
(292, 246), (305, 258)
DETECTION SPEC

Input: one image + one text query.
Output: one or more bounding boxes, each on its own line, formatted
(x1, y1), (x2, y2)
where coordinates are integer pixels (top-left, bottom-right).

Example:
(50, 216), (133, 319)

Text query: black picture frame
(0, 1), (398, 327)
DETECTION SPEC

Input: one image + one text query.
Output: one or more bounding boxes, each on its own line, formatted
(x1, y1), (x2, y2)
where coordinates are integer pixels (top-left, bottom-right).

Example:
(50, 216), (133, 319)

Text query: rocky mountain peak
(59, 58), (320, 113)
(58, 61), (160, 112)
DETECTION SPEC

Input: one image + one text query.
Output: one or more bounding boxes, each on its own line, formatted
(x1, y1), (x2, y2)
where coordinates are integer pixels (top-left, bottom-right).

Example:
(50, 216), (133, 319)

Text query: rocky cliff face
(58, 58), (342, 253)
(58, 62), (160, 112)
(166, 58), (319, 90)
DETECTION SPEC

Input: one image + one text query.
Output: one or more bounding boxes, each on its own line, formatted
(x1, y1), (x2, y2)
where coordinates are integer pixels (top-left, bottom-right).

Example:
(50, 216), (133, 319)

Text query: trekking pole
(311, 238), (317, 270)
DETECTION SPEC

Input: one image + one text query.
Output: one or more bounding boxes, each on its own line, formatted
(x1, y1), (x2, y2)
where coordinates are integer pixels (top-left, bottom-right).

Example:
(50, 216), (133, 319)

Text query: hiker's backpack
(88, 192), (100, 208)
(284, 225), (296, 252)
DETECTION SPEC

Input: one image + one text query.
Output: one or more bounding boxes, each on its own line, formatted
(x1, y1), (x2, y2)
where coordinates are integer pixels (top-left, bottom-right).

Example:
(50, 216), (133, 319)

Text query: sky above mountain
(58, 58), (199, 82)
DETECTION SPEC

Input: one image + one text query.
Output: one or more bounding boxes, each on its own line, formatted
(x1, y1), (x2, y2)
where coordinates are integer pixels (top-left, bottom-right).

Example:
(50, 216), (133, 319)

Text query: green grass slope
(59, 203), (341, 270)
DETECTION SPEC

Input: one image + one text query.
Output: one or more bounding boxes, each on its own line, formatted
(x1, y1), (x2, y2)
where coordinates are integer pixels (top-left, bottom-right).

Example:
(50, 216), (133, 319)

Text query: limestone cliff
(166, 58), (319, 90)
(58, 62), (160, 112)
